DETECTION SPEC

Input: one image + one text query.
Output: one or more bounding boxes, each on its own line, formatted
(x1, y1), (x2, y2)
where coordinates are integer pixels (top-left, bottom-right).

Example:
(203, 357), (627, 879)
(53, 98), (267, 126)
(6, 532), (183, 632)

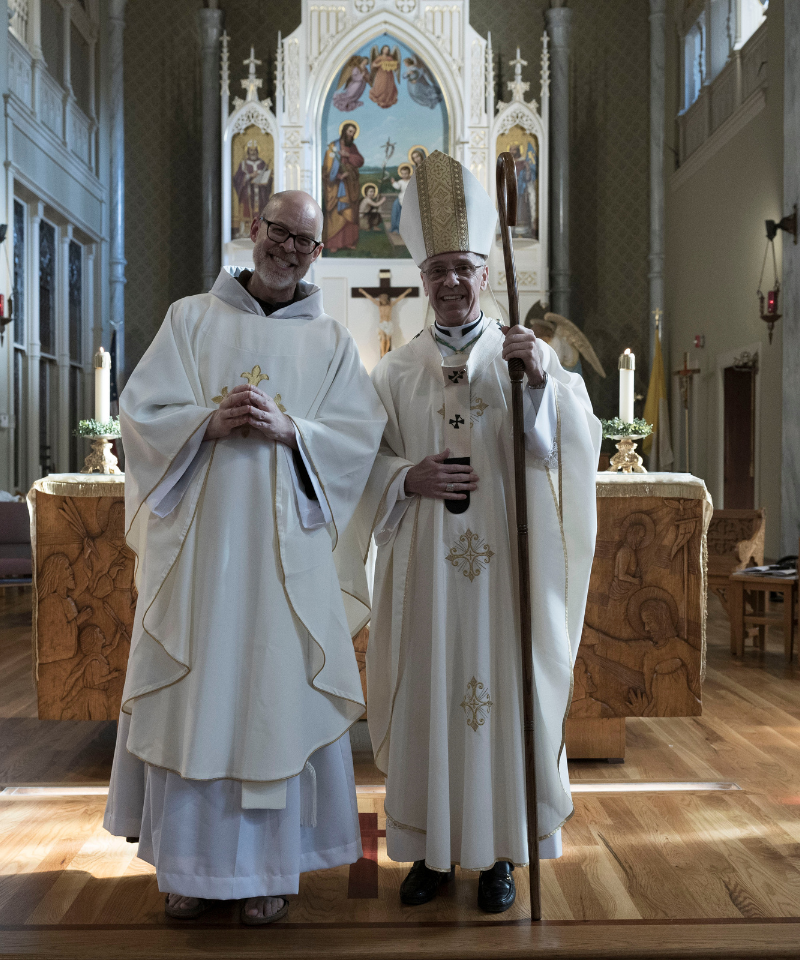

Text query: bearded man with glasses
(103, 191), (386, 924)
(342, 152), (601, 914)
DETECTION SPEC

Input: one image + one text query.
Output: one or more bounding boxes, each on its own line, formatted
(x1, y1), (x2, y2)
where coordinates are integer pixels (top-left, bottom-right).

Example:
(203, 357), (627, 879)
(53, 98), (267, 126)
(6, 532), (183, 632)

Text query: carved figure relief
(570, 657), (614, 719)
(571, 496), (705, 719)
(61, 624), (124, 720)
(609, 512), (654, 601)
(34, 492), (135, 721)
(37, 553), (91, 663)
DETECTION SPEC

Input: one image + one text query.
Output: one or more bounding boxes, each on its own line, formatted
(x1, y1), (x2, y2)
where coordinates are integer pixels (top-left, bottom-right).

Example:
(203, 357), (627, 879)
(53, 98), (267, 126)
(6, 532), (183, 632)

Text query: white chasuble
(117, 269), (386, 787)
(345, 322), (601, 871)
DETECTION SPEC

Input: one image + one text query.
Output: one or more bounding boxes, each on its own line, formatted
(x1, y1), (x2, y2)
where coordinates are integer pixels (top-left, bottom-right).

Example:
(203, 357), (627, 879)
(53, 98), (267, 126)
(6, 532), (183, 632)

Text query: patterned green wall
(124, 0), (651, 422)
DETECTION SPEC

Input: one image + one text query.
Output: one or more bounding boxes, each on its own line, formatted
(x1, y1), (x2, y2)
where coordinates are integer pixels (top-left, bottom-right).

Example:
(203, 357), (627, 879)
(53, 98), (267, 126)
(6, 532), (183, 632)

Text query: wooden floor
(1, 588), (799, 958)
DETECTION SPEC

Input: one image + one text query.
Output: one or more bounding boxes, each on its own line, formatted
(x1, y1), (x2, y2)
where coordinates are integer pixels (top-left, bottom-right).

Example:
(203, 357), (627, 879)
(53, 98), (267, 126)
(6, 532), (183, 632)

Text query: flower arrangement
(75, 417), (121, 438)
(600, 417), (653, 439)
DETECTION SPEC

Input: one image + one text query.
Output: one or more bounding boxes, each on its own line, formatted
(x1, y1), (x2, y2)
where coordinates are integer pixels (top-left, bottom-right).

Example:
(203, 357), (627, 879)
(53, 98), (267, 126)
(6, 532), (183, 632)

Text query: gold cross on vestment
(461, 677), (493, 732)
(241, 365), (269, 386)
(445, 528), (494, 582)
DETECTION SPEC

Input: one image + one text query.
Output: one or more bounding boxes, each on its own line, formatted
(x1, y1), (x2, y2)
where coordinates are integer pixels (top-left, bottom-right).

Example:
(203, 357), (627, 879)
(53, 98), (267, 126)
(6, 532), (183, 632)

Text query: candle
(618, 348), (635, 423)
(94, 346), (111, 425)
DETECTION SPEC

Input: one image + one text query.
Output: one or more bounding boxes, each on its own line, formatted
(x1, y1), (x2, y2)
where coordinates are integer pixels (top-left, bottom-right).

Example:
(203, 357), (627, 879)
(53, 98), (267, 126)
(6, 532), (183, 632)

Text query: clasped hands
(204, 384), (297, 448)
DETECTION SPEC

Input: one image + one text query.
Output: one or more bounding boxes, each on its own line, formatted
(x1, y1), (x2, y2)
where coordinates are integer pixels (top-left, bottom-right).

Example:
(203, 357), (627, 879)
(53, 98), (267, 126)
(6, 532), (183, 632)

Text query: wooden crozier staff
(496, 151), (541, 922)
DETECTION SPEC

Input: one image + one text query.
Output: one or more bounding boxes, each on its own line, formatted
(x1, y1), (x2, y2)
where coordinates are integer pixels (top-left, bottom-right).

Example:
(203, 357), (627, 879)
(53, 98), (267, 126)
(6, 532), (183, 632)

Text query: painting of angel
(333, 55), (371, 112)
(369, 44), (401, 109)
(402, 55), (443, 109)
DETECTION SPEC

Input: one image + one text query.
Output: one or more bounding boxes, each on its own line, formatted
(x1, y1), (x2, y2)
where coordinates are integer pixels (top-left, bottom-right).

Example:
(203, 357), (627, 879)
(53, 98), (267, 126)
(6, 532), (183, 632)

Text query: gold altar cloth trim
(31, 473), (125, 499)
(596, 472), (711, 505)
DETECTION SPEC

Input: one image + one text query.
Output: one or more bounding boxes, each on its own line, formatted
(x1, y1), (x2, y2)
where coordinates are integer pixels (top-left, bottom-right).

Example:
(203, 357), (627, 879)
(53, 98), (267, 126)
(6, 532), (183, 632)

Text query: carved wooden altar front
(28, 475), (135, 721)
(565, 473), (712, 760)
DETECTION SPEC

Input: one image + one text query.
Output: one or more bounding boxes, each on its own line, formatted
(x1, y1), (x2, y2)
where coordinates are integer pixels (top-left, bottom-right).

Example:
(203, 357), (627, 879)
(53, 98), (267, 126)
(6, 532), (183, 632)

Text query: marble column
(198, 7), (224, 292)
(649, 0), (666, 372)
(108, 0), (126, 385)
(781, 1), (800, 554)
(544, 2), (572, 318)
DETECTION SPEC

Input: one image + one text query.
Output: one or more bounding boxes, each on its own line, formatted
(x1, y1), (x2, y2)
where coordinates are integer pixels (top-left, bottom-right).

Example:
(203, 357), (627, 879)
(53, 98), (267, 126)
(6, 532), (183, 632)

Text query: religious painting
(320, 33), (449, 259)
(231, 124), (274, 239)
(495, 125), (539, 241)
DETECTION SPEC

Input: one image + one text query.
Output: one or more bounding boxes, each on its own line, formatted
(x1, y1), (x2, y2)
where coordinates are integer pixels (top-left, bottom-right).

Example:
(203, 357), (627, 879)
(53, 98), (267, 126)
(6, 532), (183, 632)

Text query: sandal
(240, 896), (290, 925)
(164, 894), (216, 920)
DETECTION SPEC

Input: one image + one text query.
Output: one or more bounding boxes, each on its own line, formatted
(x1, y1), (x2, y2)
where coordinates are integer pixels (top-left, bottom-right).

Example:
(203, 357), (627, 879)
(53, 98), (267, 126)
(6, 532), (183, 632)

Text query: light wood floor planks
(1, 591), (800, 957)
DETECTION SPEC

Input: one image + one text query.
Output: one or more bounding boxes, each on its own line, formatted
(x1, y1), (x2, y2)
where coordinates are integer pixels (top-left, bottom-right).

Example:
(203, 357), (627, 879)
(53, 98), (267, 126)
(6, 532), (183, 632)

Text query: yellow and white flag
(642, 326), (673, 470)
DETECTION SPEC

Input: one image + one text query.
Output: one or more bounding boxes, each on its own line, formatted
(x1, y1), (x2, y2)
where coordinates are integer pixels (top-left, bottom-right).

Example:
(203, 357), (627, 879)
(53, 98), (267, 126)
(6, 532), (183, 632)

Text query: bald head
(248, 190), (325, 303)
(261, 191), (323, 242)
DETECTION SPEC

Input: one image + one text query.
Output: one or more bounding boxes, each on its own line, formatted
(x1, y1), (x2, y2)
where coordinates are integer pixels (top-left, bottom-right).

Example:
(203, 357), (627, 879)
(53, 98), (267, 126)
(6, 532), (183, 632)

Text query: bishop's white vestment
(103, 269), (386, 898)
(346, 317), (600, 872)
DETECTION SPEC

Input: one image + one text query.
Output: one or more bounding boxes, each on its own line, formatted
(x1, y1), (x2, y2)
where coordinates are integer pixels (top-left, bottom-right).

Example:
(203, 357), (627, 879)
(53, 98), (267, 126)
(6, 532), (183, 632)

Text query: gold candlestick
(81, 435), (121, 475)
(606, 434), (647, 474)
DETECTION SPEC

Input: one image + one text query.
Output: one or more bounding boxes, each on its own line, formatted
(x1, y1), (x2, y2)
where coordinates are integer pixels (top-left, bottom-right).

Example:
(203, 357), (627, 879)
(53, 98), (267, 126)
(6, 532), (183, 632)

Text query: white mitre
(399, 150), (498, 266)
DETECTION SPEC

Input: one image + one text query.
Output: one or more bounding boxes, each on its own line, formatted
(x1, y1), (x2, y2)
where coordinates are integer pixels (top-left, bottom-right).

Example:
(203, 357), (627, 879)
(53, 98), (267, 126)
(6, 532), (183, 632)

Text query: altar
(29, 472), (711, 756)
(565, 472), (712, 761)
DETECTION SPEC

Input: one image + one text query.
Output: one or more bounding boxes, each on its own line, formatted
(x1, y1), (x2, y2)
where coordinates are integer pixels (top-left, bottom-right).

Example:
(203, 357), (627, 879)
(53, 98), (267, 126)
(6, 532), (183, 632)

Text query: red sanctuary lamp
(758, 284), (781, 344)
(758, 204), (798, 344)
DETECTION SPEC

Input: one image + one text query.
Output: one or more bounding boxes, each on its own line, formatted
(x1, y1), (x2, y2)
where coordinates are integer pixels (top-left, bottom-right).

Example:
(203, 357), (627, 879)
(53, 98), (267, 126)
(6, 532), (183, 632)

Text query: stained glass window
(39, 220), (56, 356)
(13, 201), (24, 347)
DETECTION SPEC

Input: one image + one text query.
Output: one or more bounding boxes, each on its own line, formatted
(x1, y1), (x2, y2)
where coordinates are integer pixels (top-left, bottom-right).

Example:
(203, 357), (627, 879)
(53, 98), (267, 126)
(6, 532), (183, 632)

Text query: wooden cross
(352, 269), (420, 356)
(351, 269), (419, 304)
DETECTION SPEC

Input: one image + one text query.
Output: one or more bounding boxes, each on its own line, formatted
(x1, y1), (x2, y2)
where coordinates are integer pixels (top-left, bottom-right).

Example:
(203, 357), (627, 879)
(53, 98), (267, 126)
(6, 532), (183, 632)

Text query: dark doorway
(723, 365), (755, 509)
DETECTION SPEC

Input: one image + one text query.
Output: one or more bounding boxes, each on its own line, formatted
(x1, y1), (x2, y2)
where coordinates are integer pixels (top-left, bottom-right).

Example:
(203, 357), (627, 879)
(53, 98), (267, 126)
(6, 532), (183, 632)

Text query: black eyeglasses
(423, 261), (484, 282)
(258, 218), (322, 254)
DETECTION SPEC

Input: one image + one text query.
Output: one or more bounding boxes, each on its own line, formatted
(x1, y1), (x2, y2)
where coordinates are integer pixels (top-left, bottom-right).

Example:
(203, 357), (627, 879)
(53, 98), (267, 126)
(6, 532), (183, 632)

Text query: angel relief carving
(35, 493), (136, 721)
(572, 496), (705, 720)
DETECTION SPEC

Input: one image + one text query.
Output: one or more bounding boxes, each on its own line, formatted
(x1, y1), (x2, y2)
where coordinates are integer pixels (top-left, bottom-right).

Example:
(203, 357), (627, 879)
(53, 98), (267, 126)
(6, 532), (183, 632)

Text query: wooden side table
(729, 572), (797, 660)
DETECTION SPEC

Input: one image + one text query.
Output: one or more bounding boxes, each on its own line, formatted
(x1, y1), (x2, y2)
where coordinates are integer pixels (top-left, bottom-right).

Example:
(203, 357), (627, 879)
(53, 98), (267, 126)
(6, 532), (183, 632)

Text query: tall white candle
(94, 346), (111, 425)
(618, 348), (635, 423)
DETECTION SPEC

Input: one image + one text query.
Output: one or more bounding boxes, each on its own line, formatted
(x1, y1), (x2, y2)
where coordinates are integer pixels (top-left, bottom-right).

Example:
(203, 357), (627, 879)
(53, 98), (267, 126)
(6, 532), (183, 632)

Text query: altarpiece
(219, 0), (550, 373)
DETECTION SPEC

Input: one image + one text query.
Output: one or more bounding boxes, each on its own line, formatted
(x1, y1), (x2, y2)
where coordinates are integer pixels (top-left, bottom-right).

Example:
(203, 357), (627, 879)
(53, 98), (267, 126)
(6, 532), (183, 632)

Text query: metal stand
(81, 435), (122, 475)
(605, 435), (647, 474)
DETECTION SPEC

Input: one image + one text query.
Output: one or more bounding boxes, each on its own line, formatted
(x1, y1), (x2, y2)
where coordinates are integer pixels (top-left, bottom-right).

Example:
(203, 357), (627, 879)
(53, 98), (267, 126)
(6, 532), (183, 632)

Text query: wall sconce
(757, 205), (797, 344)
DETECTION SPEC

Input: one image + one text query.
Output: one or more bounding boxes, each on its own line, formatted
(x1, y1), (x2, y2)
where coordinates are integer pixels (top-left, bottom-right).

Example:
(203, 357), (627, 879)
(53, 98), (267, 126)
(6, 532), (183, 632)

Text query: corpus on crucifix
(353, 269), (419, 356)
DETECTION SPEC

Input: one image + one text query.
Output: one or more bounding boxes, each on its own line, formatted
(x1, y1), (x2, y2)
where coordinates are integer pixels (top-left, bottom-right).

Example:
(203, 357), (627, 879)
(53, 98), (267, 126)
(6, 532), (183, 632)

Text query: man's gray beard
(253, 247), (304, 297)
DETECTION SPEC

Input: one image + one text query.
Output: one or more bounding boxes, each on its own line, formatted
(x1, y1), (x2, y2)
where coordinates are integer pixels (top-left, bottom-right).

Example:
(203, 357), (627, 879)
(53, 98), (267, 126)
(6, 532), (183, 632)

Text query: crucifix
(673, 351), (700, 472)
(352, 269), (419, 357)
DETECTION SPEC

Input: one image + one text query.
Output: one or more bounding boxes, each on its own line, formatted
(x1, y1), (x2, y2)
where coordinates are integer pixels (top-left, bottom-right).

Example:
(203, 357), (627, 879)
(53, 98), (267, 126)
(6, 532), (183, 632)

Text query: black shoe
(400, 860), (455, 906)
(477, 860), (516, 913)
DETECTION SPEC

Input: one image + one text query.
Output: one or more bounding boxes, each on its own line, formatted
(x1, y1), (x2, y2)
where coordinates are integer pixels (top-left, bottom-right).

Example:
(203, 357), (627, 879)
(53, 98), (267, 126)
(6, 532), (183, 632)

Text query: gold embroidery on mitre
(241, 364), (269, 386)
(438, 396), (489, 428)
(445, 528), (494, 582)
(417, 151), (470, 260)
(461, 676), (493, 732)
